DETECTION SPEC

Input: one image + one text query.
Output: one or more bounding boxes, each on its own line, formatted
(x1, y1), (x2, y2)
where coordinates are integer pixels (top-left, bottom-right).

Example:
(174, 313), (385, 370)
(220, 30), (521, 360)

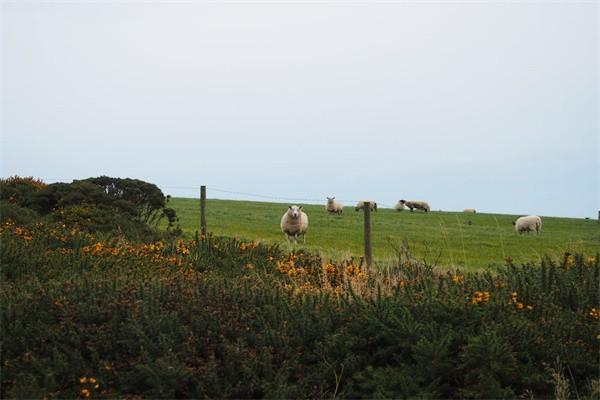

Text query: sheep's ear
(299, 206), (303, 210)
(332, 197), (335, 200)
(288, 205), (292, 209)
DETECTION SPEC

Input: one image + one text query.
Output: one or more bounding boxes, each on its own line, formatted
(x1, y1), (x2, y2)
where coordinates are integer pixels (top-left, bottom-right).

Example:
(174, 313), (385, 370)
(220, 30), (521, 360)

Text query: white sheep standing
(394, 201), (406, 212)
(513, 215), (542, 235)
(280, 205), (309, 244)
(463, 208), (476, 213)
(355, 200), (378, 212)
(326, 197), (344, 214)
(399, 200), (430, 212)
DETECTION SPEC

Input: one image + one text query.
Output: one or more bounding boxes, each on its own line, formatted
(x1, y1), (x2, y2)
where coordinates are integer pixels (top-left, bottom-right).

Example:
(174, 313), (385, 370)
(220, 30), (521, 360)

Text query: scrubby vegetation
(1, 177), (598, 398)
(0, 176), (179, 239)
(1, 224), (599, 398)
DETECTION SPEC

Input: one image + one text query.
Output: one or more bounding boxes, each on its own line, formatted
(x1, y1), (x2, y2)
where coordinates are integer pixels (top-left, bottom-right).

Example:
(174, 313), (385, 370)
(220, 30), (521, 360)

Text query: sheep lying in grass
(394, 201), (405, 211)
(326, 197), (344, 214)
(513, 215), (542, 235)
(355, 201), (377, 212)
(463, 208), (476, 213)
(280, 205), (309, 244)
(399, 200), (430, 212)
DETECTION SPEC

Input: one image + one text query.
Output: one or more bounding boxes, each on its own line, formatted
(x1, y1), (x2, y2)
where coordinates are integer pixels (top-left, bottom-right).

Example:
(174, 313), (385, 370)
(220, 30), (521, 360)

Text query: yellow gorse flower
(508, 292), (534, 311)
(323, 263), (337, 275)
(470, 290), (490, 305)
(239, 241), (258, 251)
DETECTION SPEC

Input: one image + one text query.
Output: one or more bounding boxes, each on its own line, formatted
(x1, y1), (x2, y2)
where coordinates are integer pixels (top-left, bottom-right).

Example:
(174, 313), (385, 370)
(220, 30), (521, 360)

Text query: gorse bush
(0, 201), (38, 225)
(0, 176), (178, 239)
(1, 220), (598, 399)
(0, 176), (48, 212)
(76, 176), (170, 225)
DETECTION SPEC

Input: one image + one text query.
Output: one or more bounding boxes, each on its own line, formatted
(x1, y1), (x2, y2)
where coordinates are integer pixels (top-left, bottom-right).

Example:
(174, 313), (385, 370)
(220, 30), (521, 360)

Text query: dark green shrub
(33, 182), (124, 215)
(0, 200), (38, 225)
(1, 176), (179, 240)
(50, 204), (151, 238)
(0, 176), (47, 209)
(1, 221), (598, 399)
(77, 176), (167, 225)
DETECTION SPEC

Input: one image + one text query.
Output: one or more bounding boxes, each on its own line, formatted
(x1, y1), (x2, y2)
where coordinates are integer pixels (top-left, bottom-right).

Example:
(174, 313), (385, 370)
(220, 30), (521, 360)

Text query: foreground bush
(0, 201), (38, 225)
(1, 221), (598, 398)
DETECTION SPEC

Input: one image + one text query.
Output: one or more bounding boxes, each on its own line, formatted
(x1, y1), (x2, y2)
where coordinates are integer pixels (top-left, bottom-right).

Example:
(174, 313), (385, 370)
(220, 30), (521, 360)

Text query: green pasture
(168, 197), (599, 270)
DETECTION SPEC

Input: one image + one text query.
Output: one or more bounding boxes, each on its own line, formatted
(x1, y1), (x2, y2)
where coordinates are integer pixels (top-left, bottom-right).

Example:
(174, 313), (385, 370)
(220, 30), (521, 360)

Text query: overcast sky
(1, 1), (598, 218)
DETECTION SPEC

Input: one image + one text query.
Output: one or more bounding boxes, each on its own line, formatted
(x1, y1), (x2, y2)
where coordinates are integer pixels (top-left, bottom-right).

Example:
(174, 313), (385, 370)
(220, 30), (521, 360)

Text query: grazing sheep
(463, 208), (476, 213)
(326, 197), (344, 214)
(355, 200), (378, 212)
(513, 215), (542, 235)
(394, 201), (406, 212)
(399, 200), (430, 212)
(280, 205), (309, 244)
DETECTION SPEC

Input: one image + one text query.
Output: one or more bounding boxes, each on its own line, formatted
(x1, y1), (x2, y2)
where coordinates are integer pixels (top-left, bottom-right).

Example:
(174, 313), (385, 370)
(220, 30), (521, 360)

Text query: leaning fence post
(200, 185), (207, 238)
(363, 201), (372, 268)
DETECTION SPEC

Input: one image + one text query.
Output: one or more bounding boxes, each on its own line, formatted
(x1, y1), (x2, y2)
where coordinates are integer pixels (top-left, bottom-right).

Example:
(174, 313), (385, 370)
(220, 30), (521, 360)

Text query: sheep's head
(288, 205), (302, 218)
(327, 197), (335, 204)
(399, 200), (406, 204)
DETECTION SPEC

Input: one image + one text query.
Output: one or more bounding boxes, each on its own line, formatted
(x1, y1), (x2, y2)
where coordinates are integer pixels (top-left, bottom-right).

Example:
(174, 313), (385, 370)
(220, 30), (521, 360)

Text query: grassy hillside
(167, 198), (599, 270)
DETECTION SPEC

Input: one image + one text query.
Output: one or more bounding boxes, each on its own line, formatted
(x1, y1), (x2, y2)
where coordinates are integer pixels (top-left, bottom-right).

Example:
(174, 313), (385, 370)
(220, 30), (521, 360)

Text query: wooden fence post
(200, 186), (207, 238)
(363, 202), (372, 268)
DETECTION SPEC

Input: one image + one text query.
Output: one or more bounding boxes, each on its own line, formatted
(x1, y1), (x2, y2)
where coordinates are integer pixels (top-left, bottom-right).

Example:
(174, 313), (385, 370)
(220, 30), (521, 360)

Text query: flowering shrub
(0, 176), (47, 205)
(0, 176), (179, 240)
(1, 221), (598, 399)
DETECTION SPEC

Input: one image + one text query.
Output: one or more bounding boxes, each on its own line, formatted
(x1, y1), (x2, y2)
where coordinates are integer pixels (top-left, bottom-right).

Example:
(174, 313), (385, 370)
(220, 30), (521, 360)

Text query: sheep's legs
(285, 233), (297, 248)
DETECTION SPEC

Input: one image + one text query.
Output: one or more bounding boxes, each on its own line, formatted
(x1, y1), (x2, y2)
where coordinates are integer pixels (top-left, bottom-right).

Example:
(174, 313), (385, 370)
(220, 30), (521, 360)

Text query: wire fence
(35, 178), (396, 208)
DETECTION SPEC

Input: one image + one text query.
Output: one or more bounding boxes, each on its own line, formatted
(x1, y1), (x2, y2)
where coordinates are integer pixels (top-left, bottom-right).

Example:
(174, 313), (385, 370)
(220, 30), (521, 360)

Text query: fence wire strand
(20, 178), (395, 208)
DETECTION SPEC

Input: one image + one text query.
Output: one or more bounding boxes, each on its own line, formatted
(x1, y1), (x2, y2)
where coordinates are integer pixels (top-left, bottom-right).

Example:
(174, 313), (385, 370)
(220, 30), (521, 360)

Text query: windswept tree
(76, 176), (170, 225)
